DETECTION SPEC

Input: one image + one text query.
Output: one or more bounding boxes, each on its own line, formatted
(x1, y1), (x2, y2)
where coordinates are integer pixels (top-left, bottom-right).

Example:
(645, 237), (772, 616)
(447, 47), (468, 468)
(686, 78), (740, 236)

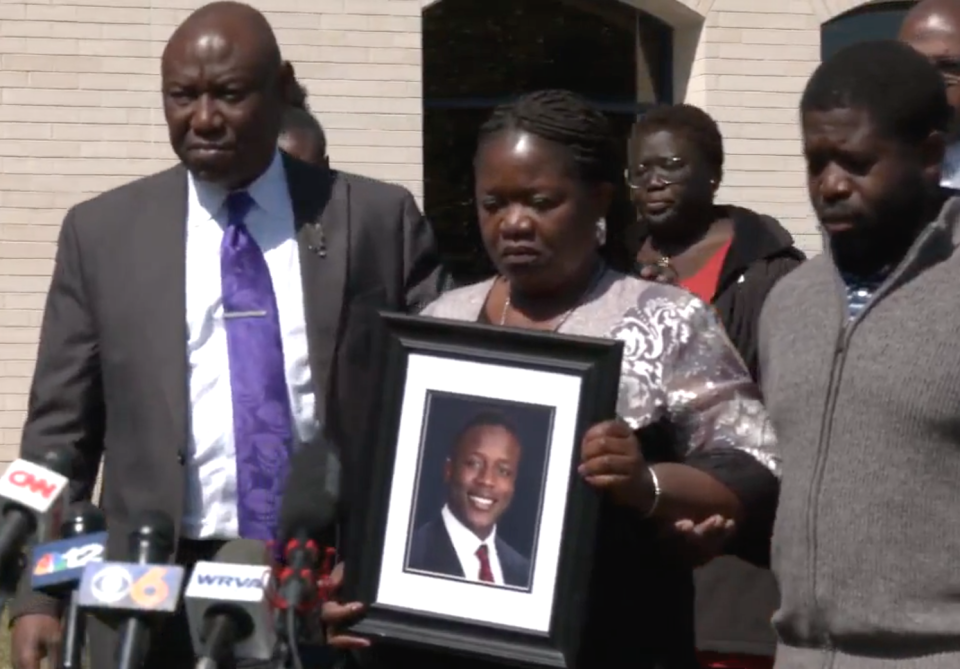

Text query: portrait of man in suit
(407, 411), (533, 590)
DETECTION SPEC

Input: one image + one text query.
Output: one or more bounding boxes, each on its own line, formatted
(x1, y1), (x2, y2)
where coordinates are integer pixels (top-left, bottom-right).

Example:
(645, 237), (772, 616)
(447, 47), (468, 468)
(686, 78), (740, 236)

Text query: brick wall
(0, 0), (425, 468)
(0, 0), (873, 468)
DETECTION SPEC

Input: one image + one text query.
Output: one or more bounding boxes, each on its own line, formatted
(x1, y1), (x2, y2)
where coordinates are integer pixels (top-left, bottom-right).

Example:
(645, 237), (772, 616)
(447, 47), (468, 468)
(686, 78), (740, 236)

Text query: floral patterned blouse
(420, 268), (780, 478)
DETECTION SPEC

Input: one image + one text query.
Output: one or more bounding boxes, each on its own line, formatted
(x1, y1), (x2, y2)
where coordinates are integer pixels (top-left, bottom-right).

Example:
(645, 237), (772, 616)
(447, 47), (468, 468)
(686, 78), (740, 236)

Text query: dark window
(821, 1), (914, 61)
(422, 0), (672, 282)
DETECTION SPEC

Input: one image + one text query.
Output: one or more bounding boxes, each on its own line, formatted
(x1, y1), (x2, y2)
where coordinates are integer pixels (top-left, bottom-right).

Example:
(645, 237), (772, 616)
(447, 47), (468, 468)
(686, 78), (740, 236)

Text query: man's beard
(827, 178), (930, 276)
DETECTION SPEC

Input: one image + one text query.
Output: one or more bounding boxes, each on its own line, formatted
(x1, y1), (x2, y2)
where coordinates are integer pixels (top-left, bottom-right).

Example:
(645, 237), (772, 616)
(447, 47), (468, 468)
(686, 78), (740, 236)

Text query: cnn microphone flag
(0, 459), (70, 542)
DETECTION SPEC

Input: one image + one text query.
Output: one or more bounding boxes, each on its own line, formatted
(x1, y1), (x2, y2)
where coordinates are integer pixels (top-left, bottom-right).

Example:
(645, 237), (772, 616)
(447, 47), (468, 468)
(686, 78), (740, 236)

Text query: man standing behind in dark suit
(278, 73), (329, 168)
(407, 412), (532, 589)
(9, 2), (439, 668)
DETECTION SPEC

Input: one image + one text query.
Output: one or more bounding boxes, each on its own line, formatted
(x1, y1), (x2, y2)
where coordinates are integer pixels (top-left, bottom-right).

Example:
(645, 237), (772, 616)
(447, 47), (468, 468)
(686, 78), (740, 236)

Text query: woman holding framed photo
(319, 90), (780, 669)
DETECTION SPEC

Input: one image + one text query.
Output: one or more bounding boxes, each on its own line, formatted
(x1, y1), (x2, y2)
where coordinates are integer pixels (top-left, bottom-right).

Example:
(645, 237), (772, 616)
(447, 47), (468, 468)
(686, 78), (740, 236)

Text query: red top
(679, 239), (733, 302)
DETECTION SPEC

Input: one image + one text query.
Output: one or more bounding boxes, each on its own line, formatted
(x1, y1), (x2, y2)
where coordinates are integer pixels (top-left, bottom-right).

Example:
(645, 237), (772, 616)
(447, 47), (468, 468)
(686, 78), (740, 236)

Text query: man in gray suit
(9, 2), (439, 668)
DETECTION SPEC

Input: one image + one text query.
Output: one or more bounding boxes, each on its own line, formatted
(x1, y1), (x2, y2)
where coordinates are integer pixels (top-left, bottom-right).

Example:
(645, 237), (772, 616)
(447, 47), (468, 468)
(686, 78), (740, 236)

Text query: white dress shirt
(182, 151), (319, 540)
(942, 142), (960, 190)
(441, 504), (504, 585)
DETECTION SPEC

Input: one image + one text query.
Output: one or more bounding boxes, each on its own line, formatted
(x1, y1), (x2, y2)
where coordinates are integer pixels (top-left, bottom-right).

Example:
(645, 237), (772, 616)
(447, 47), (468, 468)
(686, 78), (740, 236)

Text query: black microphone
(115, 510), (176, 669)
(275, 435), (340, 658)
(32, 502), (107, 669)
(0, 446), (75, 562)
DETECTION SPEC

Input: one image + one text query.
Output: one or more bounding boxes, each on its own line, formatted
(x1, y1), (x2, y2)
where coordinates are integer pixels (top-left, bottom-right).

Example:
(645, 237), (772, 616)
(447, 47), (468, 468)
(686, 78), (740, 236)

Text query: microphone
(76, 510), (184, 669)
(184, 539), (276, 669)
(29, 502), (107, 669)
(274, 436), (340, 660)
(0, 446), (74, 561)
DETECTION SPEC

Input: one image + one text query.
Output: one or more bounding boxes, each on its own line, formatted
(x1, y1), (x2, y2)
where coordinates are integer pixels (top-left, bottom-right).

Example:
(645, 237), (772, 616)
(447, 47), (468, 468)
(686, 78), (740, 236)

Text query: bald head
(901, 0), (960, 133)
(901, 0), (960, 46)
(164, 1), (280, 73)
(161, 1), (291, 188)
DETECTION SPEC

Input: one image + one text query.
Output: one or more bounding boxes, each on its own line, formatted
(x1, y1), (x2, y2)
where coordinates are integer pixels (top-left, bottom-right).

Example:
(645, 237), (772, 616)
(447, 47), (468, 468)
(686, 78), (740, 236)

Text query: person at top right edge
(627, 104), (804, 669)
(900, 0), (960, 192)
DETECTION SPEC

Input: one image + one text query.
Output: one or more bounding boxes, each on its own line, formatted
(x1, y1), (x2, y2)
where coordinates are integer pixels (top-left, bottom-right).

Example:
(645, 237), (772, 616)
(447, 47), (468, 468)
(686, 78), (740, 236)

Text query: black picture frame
(343, 311), (624, 667)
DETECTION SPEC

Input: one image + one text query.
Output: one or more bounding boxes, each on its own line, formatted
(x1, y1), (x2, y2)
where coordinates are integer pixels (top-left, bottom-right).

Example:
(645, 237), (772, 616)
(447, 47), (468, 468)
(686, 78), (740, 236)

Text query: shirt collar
(839, 267), (890, 287)
(187, 150), (288, 223)
(942, 142), (960, 190)
(441, 504), (496, 553)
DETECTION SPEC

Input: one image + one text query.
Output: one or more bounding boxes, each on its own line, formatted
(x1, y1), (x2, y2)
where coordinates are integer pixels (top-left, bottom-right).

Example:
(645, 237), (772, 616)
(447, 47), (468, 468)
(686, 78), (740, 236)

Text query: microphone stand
(271, 607), (302, 669)
(59, 590), (85, 669)
(116, 617), (150, 669)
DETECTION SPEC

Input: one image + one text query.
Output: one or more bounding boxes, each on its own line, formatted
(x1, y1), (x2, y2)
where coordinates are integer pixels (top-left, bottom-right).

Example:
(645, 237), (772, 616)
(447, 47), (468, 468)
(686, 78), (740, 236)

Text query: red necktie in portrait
(475, 544), (494, 583)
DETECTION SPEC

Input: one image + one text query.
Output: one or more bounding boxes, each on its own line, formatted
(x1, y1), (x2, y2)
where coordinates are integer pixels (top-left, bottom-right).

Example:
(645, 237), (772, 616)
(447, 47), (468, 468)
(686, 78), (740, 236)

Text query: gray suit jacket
(12, 153), (440, 621)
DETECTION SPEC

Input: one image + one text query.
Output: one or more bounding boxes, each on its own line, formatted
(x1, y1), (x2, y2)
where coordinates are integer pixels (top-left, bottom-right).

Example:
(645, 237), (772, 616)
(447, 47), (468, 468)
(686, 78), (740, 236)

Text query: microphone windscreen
(37, 446), (75, 477)
(125, 510), (176, 563)
(278, 435), (339, 545)
(129, 510), (176, 545)
(213, 540), (271, 566)
(61, 502), (106, 537)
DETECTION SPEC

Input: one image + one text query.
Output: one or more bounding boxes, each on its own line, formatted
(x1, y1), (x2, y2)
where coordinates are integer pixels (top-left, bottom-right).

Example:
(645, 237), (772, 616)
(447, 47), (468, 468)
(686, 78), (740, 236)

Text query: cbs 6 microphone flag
(78, 560), (184, 613)
(0, 446), (74, 560)
(185, 539), (278, 667)
(77, 510), (184, 669)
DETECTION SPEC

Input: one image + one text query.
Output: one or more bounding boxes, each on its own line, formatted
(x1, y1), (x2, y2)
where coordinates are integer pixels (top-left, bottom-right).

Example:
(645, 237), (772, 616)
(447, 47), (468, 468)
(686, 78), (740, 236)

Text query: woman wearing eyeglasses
(627, 104), (803, 669)
(627, 104), (804, 382)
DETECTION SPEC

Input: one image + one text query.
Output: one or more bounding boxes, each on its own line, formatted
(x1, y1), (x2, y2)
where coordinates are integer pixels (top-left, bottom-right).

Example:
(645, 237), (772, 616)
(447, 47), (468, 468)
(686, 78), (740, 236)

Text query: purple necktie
(221, 191), (293, 541)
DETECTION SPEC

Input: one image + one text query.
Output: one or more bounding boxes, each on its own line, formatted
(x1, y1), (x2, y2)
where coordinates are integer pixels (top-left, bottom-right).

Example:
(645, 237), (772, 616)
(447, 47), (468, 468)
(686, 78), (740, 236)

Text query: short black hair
(800, 39), (950, 143)
(449, 410), (522, 458)
(476, 89), (620, 184)
(629, 103), (724, 181)
(280, 107), (326, 154)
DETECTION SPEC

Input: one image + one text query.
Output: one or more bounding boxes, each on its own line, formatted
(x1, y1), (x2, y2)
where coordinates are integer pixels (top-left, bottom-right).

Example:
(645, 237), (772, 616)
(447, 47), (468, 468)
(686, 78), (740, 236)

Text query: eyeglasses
(624, 156), (689, 189)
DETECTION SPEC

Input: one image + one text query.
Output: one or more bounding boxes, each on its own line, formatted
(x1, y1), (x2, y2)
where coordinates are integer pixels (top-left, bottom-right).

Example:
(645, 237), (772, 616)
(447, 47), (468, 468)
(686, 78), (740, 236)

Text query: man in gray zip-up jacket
(759, 41), (960, 668)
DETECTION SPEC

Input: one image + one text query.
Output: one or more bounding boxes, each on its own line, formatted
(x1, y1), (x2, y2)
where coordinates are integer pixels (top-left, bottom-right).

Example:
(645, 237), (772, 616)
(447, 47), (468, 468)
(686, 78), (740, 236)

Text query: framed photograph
(344, 312), (623, 667)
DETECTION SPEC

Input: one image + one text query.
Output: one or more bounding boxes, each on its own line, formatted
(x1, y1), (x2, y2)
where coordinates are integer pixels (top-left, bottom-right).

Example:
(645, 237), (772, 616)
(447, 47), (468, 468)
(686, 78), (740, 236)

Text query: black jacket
(638, 206), (804, 657)
(701, 206), (803, 380)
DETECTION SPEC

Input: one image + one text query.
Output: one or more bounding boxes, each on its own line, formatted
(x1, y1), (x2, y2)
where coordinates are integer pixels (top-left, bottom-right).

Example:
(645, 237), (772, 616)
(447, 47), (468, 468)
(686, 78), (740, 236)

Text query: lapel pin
(307, 222), (326, 258)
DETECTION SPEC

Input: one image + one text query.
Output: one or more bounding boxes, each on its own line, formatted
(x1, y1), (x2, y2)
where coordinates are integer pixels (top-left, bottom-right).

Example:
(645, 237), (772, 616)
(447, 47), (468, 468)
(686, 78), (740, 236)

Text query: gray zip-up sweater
(759, 196), (960, 669)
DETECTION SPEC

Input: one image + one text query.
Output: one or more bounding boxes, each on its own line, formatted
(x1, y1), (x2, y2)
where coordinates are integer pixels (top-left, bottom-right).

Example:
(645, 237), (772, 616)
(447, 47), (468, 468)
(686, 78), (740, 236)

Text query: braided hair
(475, 89), (632, 271)
(476, 89), (620, 184)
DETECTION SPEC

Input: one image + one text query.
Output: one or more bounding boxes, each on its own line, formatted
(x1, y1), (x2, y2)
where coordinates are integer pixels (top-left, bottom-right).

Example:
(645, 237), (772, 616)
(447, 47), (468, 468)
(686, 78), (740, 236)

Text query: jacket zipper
(801, 220), (945, 645)
(805, 321), (849, 645)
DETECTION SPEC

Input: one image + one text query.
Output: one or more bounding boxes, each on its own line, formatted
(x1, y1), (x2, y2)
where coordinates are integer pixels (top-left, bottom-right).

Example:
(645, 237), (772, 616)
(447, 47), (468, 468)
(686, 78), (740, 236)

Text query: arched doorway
(821, 1), (915, 60)
(422, 0), (673, 283)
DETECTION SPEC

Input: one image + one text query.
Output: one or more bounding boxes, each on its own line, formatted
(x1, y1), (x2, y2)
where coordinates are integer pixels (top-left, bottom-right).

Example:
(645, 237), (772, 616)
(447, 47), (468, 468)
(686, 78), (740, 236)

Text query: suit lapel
(283, 154), (349, 415)
(435, 517), (466, 578)
(135, 165), (189, 448)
